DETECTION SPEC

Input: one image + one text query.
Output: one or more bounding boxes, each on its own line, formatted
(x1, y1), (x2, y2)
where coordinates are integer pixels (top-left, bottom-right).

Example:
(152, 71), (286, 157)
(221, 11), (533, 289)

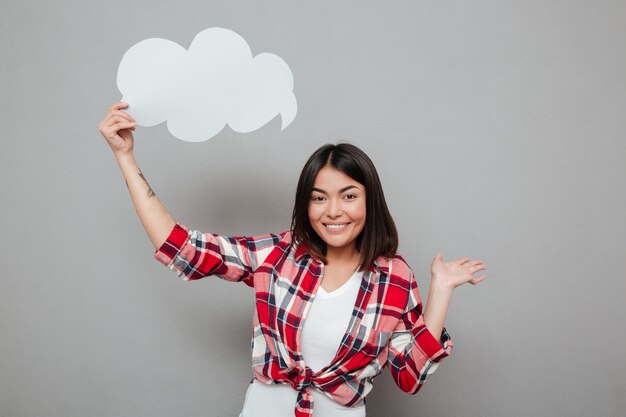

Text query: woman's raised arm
(98, 102), (176, 250)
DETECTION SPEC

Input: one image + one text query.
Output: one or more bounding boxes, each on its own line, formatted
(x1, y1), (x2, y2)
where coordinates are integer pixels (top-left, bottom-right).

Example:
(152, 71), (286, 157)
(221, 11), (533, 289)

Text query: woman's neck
(325, 245), (360, 269)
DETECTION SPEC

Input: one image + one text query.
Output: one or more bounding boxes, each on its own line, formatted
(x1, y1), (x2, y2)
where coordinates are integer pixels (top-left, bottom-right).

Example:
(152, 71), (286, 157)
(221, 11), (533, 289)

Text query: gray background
(1, 1), (624, 416)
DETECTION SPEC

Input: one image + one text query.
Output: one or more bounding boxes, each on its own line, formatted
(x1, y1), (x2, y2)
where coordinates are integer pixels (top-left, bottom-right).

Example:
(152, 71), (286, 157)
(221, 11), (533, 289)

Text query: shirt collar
(294, 239), (311, 262)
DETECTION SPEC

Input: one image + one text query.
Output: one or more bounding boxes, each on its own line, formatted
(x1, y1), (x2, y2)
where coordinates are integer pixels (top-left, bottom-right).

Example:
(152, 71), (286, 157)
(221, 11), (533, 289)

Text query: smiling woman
(99, 104), (487, 417)
(291, 143), (398, 273)
(311, 169), (366, 257)
(308, 167), (368, 264)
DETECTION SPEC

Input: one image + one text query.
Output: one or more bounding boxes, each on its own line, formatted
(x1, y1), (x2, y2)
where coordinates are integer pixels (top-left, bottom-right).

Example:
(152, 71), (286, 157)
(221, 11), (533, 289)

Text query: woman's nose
(327, 199), (342, 217)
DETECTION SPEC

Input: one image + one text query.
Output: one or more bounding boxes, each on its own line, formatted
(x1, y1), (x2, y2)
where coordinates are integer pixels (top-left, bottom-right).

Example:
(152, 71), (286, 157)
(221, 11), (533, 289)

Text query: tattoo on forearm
(138, 171), (155, 198)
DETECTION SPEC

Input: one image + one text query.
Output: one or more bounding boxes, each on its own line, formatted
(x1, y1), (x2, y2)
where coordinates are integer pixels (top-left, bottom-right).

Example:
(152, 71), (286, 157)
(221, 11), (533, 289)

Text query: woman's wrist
(430, 274), (455, 293)
(427, 279), (454, 307)
(115, 151), (136, 165)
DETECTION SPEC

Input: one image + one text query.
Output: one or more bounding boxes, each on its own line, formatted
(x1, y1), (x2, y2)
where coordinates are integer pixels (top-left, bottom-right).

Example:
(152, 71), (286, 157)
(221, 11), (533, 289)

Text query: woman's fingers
(470, 261), (485, 268)
(470, 265), (486, 275)
(108, 114), (135, 126)
(102, 115), (123, 127)
(112, 109), (135, 123)
(103, 110), (135, 126)
(102, 120), (133, 136)
(109, 101), (129, 112)
(102, 121), (136, 139)
(460, 260), (485, 269)
(469, 275), (487, 285)
(104, 102), (135, 124)
(113, 121), (136, 132)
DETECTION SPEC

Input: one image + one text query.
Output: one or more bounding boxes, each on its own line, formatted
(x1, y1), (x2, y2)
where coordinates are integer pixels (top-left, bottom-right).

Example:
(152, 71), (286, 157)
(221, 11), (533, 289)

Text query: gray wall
(1, 1), (624, 416)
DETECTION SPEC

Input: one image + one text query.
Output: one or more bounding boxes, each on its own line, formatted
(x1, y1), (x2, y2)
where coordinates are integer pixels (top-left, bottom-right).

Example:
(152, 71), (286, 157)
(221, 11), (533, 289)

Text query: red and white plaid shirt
(155, 223), (453, 417)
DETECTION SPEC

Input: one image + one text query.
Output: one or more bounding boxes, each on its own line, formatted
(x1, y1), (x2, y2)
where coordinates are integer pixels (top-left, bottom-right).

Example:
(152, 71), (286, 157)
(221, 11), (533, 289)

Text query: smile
(324, 223), (350, 230)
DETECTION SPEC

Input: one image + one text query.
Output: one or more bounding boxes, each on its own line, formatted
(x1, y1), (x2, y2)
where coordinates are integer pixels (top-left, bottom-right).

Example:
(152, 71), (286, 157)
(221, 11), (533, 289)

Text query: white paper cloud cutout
(116, 27), (297, 142)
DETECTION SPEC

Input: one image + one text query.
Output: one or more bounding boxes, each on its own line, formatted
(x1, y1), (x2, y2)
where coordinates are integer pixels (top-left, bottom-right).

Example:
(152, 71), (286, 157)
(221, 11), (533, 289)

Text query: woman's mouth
(324, 222), (350, 231)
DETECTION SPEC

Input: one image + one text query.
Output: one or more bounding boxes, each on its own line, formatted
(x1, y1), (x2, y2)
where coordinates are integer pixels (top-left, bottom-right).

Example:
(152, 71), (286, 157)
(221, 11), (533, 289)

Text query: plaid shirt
(154, 223), (453, 417)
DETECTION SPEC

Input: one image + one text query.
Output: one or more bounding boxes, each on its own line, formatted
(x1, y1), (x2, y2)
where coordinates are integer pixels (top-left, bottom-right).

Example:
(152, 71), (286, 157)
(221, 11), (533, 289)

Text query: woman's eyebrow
(311, 185), (359, 194)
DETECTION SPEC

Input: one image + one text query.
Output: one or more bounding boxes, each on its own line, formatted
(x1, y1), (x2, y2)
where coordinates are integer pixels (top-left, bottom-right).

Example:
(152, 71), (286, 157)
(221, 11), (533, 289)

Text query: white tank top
(239, 271), (366, 417)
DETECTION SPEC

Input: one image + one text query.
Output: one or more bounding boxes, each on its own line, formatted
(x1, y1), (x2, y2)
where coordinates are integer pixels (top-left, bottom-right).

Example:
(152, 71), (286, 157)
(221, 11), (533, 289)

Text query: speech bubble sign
(117, 27), (297, 142)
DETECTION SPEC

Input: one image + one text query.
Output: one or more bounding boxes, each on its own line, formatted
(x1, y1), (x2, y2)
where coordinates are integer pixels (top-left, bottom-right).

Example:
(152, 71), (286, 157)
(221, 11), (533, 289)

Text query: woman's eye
(311, 195), (324, 202)
(344, 194), (357, 200)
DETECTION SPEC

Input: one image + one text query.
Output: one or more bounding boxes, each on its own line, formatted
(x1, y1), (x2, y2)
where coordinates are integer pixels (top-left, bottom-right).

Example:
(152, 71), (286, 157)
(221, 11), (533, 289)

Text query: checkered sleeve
(386, 268), (453, 394)
(153, 222), (282, 287)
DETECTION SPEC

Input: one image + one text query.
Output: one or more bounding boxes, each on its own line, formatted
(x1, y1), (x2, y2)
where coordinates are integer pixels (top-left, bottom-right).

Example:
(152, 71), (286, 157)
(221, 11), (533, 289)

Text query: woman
(99, 102), (487, 417)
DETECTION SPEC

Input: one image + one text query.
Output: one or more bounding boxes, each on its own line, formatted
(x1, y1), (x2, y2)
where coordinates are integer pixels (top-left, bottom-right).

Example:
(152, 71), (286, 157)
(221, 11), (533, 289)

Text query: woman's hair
(290, 142), (398, 270)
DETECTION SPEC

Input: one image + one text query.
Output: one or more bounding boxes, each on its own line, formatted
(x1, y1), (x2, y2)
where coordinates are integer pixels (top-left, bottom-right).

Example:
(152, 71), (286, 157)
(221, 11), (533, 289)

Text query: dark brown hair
(290, 142), (398, 270)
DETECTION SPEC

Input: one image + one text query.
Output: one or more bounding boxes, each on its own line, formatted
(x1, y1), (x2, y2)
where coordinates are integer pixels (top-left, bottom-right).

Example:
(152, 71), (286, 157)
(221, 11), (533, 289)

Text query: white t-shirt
(239, 271), (366, 417)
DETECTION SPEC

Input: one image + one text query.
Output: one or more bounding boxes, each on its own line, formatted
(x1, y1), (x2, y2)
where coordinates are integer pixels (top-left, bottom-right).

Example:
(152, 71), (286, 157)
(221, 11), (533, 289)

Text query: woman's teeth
(325, 223), (348, 229)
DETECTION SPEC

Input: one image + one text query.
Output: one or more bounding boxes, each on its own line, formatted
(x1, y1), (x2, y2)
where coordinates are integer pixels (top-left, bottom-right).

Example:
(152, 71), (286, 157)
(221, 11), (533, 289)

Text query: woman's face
(308, 165), (366, 255)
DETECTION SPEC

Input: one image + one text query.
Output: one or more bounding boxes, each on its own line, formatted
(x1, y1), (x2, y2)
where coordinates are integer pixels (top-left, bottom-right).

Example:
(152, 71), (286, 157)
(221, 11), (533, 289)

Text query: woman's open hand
(430, 253), (487, 290)
(98, 102), (137, 157)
